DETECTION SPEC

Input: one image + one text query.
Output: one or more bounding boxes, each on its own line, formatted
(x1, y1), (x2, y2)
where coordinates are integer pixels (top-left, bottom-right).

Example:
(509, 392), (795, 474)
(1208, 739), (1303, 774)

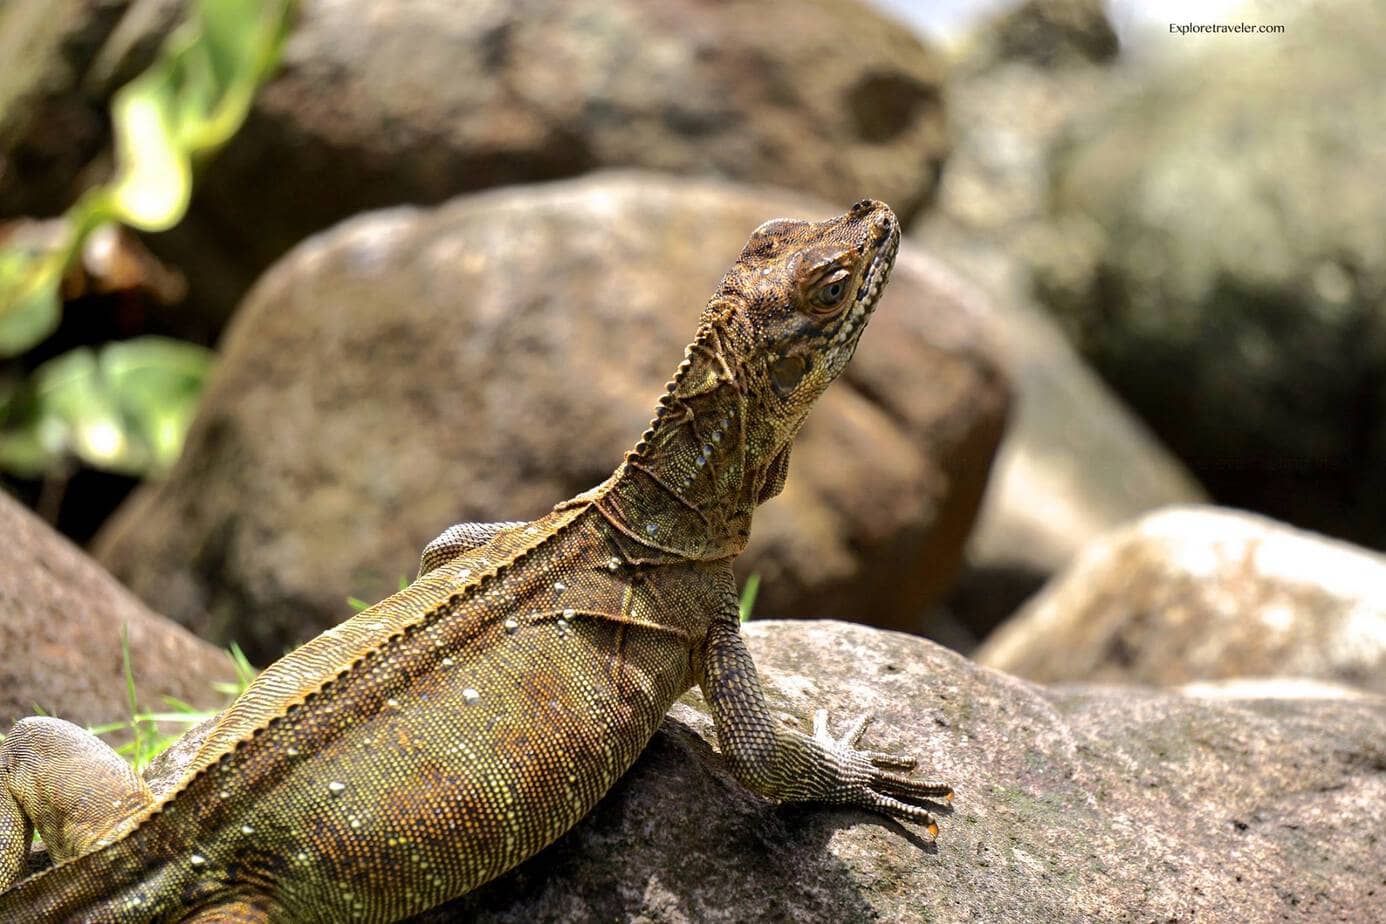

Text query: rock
(93, 172), (1009, 660)
(0, 490), (234, 736)
(6, 0), (949, 335)
(975, 506), (1386, 695)
(913, 0), (1202, 641)
(0, 0), (124, 217)
(1032, 0), (1386, 547)
(963, 0), (1118, 70)
(418, 619), (1386, 921)
(971, 299), (1204, 579)
(940, 297), (1205, 643)
(16, 618), (1386, 917)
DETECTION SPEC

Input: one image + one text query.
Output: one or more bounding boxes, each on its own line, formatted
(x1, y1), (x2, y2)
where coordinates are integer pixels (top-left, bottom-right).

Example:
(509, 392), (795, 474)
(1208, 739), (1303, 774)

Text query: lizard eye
(769, 354), (808, 397)
(809, 270), (851, 314)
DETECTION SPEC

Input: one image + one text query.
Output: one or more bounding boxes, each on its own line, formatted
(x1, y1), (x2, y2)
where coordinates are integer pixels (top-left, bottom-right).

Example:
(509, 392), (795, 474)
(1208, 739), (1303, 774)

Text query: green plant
(83, 631), (259, 771)
(0, 0), (296, 349)
(0, 337), (215, 477)
(0, 634), (257, 851)
(0, 0), (295, 481)
(738, 572), (761, 623)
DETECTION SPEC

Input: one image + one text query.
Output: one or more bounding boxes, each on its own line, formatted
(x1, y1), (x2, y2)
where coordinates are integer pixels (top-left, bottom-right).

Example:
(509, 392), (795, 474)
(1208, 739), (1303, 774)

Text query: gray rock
(19, 616), (1386, 918)
(941, 294), (1206, 644)
(0, 490), (234, 736)
(976, 506), (1386, 695)
(94, 172), (1009, 660)
(1032, 0), (1386, 546)
(425, 619), (1386, 921)
(913, 0), (1202, 640)
(962, 0), (1118, 70)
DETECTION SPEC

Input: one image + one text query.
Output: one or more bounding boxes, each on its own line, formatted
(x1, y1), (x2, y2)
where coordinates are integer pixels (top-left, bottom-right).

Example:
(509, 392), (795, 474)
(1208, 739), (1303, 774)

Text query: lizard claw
(810, 710), (953, 837)
(819, 710), (920, 770)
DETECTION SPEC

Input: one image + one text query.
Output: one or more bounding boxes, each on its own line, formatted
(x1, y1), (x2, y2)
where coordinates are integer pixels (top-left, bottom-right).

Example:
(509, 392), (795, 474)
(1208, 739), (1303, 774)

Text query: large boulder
(913, 0), (1202, 641)
(1032, 0), (1386, 547)
(94, 172), (1009, 660)
(0, 490), (234, 735)
(101, 619), (1386, 920)
(2, 0), (950, 335)
(976, 506), (1386, 694)
(943, 296), (1205, 642)
(425, 620), (1384, 921)
(22, 619), (1386, 918)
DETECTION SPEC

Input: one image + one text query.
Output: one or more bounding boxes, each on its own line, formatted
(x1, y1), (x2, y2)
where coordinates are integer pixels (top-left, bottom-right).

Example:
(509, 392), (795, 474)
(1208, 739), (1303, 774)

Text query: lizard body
(0, 199), (950, 922)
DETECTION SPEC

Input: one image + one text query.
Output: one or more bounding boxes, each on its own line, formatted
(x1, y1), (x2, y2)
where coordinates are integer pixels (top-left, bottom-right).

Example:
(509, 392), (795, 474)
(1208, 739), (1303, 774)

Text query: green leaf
(0, 248), (62, 357)
(108, 69), (193, 232)
(100, 336), (214, 472)
(0, 379), (58, 476)
(0, 0), (295, 371)
(0, 429), (54, 478)
(182, 0), (296, 155)
(32, 348), (140, 472)
(738, 572), (761, 623)
(228, 641), (258, 690)
(119, 625), (160, 771)
(199, 0), (274, 86)
(172, 38), (223, 136)
(0, 337), (213, 478)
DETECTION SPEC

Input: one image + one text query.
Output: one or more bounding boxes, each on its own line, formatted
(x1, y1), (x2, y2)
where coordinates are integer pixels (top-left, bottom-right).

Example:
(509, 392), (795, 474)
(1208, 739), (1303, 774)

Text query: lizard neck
(597, 317), (762, 562)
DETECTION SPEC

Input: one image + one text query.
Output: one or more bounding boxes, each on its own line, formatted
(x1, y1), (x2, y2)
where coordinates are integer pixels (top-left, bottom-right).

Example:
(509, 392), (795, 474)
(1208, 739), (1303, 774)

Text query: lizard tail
(0, 843), (180, 923)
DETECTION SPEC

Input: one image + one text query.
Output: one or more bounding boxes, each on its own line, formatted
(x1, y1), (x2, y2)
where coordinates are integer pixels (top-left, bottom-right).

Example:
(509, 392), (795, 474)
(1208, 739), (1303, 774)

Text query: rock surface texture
(1033, 0), (1386, 546)
(95, 172), (1009, 659)
(412, 620), (1385, 922)
(0, 490), (233, 733)
(948, 292), (1205, 641)
(977, 506), (1386, 695)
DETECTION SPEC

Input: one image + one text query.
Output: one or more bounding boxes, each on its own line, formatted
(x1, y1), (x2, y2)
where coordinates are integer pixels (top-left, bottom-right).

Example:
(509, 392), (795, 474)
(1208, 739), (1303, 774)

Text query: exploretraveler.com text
(1170, 22), (1286, 35)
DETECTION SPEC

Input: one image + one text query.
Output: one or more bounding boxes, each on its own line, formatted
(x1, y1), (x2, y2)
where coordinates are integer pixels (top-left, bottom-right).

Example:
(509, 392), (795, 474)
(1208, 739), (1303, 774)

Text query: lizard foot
(811, 709), (953, 838)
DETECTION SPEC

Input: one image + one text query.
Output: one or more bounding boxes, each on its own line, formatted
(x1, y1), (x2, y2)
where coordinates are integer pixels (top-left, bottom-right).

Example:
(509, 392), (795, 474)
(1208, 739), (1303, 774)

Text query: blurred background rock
(2, 0), (1383, 694)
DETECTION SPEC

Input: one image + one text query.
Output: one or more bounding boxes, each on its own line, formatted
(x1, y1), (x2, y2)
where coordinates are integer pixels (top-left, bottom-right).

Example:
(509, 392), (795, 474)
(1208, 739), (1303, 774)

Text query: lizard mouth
(825, 218), (899, 361)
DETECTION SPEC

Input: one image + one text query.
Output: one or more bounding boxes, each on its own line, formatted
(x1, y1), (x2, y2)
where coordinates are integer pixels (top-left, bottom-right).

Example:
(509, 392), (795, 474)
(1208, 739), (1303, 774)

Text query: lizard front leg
(700, 613), (953, 836)
(416, 520), (527, 577)
(0, 717), (153, 888)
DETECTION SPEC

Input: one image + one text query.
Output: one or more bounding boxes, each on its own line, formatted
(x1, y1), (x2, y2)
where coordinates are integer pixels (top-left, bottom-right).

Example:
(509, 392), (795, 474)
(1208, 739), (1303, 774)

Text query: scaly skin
(0, 199), (951, 922)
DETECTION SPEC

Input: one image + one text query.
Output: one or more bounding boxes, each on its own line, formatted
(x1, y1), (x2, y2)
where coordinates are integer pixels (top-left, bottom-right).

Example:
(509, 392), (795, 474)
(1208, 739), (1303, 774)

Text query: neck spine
(597, 317), (758, 561)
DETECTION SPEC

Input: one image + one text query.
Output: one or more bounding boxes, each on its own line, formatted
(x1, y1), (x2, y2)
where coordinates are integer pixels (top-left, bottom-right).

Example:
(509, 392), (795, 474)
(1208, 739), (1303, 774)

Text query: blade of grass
(738, 572), (761, 623)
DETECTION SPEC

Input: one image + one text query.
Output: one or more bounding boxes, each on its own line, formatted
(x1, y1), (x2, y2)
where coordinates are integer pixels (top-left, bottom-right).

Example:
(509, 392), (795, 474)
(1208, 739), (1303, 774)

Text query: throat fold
(600, 347), (754, 561)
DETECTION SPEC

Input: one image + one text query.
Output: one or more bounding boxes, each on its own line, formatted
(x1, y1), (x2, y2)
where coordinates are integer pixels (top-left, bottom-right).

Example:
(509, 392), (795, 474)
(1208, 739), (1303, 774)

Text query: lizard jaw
(825, 214), (899, 369)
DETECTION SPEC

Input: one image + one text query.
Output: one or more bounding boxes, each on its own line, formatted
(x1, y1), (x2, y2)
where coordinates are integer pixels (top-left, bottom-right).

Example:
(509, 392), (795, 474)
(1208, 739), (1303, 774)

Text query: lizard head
(621, 199), (898, 553)
(722, 197), (898, 423)
(706, 198), (899, 504)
